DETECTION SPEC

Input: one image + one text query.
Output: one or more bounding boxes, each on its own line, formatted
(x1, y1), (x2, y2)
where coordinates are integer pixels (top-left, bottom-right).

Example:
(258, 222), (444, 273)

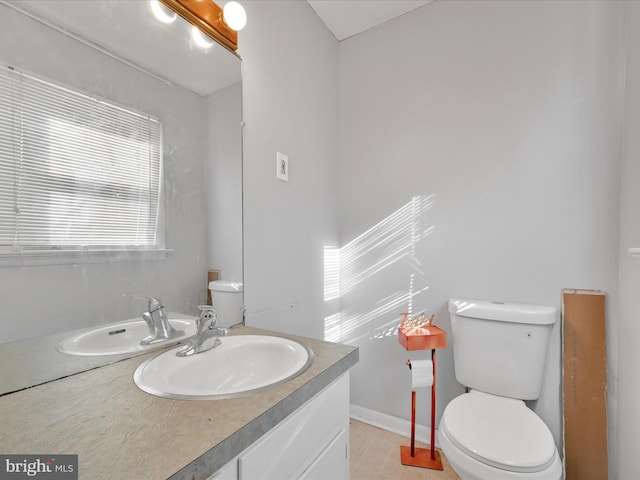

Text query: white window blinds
(0, 65), (162, 253)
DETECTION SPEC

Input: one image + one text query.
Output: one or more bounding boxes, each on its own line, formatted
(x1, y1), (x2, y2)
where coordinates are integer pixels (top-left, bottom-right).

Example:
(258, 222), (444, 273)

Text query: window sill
(0, 248), (173, 268)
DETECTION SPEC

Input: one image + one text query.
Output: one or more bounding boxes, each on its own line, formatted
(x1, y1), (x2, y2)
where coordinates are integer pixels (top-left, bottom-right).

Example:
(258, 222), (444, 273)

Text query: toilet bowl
(438, 390), (562, 480)
(442, 299), (562, 480)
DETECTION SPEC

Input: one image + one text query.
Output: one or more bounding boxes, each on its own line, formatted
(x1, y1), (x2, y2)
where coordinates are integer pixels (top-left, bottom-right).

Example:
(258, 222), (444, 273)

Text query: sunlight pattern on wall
(325, 282), (431, 343)
(324, 194), (435, 343)
(323, 246), (341, 302)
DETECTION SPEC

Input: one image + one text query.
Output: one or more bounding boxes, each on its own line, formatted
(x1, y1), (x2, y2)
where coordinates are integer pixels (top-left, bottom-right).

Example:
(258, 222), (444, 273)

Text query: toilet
(208, 280), (244, 328)
(438, 299), (563, 480)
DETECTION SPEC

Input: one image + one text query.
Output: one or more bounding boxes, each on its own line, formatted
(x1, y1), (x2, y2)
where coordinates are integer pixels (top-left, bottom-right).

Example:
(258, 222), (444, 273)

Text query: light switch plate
(276, 152), (289, 181)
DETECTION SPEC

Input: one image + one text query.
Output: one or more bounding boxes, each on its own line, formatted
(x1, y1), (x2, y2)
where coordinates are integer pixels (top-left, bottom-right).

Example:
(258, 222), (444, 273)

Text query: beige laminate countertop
(0, 326), (359, 480)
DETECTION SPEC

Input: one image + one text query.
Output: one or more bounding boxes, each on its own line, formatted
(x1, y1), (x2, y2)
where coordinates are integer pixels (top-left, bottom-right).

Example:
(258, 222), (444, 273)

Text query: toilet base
(400, 445), (444, 470)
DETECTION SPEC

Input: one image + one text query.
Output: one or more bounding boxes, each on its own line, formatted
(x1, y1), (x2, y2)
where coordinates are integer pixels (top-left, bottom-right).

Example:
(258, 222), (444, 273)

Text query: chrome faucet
(176, 305), (228, 357)
(134, 295), (185, 345)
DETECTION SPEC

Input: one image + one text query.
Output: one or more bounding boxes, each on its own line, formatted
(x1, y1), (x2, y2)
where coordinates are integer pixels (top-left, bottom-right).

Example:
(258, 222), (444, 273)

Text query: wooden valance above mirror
(160, 0), (244, 53)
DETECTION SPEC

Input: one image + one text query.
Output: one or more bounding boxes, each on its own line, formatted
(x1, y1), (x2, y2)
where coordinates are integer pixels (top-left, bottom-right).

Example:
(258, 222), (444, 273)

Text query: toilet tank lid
(449, 298), (557, 325)
(209, 280), (243, 293)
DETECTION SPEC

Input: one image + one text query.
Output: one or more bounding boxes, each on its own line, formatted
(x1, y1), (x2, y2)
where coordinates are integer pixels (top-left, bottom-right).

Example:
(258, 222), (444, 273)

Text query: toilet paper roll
(411, 359), (433, 389)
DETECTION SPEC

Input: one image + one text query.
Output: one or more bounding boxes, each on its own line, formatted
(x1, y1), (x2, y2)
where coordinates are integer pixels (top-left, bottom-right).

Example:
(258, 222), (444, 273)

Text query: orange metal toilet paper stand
(398, 312), (447, 470)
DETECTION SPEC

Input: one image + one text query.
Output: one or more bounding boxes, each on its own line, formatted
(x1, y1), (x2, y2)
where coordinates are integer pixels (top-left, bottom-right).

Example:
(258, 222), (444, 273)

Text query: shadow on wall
(325, 194), (436, 343)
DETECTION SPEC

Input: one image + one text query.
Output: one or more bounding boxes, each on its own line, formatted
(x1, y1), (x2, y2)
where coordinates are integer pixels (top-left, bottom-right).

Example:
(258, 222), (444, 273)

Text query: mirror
(0, 0), (242, 395)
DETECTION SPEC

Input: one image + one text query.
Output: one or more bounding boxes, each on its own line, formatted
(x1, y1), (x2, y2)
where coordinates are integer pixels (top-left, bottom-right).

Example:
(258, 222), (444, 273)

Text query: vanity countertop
(0, 326), (358, 480)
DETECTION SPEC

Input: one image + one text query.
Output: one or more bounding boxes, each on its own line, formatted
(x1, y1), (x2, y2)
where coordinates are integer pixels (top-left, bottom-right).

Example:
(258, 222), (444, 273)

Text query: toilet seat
(440, 390), (556, 473)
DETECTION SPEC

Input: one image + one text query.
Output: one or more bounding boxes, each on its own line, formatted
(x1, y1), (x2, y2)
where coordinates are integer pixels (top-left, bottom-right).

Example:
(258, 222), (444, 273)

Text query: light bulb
(150, 0), (177, 24)
(191, 26), (215, 49)
(223, 1), (247, 31)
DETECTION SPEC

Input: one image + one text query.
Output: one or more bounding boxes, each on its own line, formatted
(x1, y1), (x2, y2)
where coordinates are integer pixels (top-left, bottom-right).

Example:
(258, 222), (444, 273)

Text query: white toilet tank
(449, 299), (557, 400)
(209, 280), (244, 328)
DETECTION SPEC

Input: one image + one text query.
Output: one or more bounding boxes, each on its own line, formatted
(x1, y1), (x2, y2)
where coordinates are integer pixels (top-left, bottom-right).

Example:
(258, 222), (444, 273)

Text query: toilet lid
(441, 391), (556, 473)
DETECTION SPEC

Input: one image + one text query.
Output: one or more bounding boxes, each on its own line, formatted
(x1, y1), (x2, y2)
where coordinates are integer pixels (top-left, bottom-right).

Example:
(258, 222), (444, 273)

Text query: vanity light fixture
(222, 2), (247, 31)
(150, 0), (178, 23)
(159, 0), (246, 53)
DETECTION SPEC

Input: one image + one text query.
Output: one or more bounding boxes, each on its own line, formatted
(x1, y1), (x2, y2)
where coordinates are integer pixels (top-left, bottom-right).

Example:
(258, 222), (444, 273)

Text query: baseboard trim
(349, 404), (440, 448)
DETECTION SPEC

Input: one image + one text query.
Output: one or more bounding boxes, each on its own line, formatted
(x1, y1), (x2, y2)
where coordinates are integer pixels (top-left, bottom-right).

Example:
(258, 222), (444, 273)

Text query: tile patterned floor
(350, 419), (461, 480)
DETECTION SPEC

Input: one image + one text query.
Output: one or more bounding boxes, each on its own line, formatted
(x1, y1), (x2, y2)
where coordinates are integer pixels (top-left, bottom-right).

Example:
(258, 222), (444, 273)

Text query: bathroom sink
(133, 334), (314, 399)
(56, 316), (197, 356)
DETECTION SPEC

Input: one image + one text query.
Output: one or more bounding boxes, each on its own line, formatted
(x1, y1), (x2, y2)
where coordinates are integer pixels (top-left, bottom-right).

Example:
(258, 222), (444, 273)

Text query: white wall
(239, 1), (339, 340)
(617, 3), (640, 478)
(0, 6), (211, 341)
(338, 1), (624, 471)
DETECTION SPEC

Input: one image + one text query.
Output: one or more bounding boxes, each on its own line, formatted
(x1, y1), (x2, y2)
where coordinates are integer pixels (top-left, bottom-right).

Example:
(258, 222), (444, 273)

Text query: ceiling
(307, 0), (433, 41)
(6, 0), (434, 94)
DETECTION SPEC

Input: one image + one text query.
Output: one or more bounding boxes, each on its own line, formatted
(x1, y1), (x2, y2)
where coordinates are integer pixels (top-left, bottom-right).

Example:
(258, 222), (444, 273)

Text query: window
(0, 65), (162, 257)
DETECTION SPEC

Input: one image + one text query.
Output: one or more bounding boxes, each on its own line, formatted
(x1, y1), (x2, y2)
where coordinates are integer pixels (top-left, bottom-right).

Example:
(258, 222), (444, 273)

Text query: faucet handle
(197, 305), (217, 330)
(132, 295), (164, 312)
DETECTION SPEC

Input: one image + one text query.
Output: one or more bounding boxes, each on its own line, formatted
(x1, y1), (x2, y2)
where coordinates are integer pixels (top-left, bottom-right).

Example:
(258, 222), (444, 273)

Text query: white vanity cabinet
(210, 373), (350, 480)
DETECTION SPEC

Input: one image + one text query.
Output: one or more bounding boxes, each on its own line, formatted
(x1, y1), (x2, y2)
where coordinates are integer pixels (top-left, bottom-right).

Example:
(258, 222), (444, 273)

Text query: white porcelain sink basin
(56, 317), (197, 356)
(134, 335), (314, 399)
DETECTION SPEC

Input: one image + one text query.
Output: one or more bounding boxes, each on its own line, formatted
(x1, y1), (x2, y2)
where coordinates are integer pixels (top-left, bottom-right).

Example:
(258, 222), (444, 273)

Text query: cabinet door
(238, 374), (349, 480)
(208, 459), (238, 480)
(298, 428), (348, 480)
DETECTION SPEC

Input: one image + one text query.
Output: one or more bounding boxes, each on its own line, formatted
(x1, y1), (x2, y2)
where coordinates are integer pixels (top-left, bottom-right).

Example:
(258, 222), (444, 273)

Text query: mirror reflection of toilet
(438, 299), (562, 480)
